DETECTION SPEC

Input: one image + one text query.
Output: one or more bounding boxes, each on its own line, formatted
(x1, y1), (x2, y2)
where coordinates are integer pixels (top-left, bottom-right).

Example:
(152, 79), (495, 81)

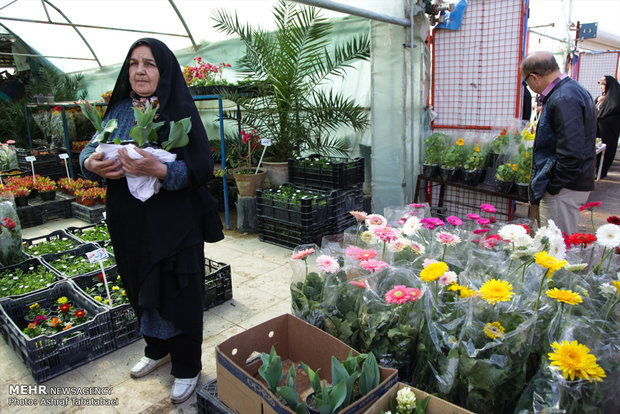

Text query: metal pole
(409, 0), (416, 204)
(168, 0), (197, 48)
(291, 0), (419, 27)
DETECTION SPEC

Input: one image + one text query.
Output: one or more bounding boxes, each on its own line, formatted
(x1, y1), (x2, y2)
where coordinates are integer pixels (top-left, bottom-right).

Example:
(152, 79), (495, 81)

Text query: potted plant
(182, 58), (232, 95)
(488, 129), (510, 167)
(422, 132), (450, 178)
(462, 143), (487, 186)
(7, 186), (30, 207)
(35, 178), (58, 201)
(231, 128), (267, 197)
(439, 139), (467, 182)
(514, 144), (532, 200)
(212, 1), (370, 167)
(495, 162), (517, 194)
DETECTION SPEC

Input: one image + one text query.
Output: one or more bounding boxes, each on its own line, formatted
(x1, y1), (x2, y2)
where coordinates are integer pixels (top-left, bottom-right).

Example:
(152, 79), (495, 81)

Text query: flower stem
(590, 211), (596, 233)
(382, 241), (386, 261)
(592, 247), (608, 275)
(441, 244), (447, 262)
(604, 297), (619, 322)
(534, 269), (549, 317)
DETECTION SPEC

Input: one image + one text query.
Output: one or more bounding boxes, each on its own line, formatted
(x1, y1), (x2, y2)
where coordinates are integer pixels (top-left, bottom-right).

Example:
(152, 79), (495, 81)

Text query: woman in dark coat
(79, 38), (223, 403)
(596, 75), (620, 178)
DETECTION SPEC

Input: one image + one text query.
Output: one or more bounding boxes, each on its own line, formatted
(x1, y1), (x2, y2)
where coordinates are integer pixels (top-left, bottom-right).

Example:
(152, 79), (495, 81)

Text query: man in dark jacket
(520, 51), (596, 235)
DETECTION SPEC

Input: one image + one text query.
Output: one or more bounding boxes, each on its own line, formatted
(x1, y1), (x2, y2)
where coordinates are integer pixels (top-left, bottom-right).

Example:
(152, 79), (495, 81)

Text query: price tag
(58, 153), (69, 160)
(25, 156), (36, 162)
(86, 248), (109, 263)
(261, 138), (272, 146)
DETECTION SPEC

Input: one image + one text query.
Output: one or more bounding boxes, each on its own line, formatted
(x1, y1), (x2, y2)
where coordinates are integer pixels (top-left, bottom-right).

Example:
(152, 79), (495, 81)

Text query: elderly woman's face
(598, 77), (606, 92)
(129, 45), (159, 97)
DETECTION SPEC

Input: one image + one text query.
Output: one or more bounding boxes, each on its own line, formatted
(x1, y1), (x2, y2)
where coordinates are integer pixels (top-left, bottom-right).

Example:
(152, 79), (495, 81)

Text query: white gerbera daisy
(401, 216), (421, 236)
(596, 223), (620, 248)
(360, 230), (378, 245)
(512, 234), (533, 249)
(498, 224), (527, 241)
(409, 242), (426, 255)
(438, 271), (458, 286)
(599, 283), (617, 298)
(365, 214), (387, 227)
(565, 263), (587, 272)
(388, 238), (408, 252)
(436, 231), (461, 246)
(547, 235), (567, 260)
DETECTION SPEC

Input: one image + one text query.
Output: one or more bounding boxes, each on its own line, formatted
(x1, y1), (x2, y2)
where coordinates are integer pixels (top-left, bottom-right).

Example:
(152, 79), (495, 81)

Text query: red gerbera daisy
(566, 233), (597, 248)
(578, 201), (601, 211)
(607, 216), (620, 225)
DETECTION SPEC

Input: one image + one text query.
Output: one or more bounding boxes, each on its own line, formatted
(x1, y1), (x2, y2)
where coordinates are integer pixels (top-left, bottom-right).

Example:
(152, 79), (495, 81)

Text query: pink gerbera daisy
(292, 248), (315, 261)
(356, 249), (378, 261)
(385, 285), (422, 304)
(480, 204), (496, 213)
(466, 213), (481, 220)
(473, 228), (490, 234)
(477, 218), (491, 226)
(360, 259), (389, 273)
(365, 214), (387, 227)
(446, 216), (463, 226)
(373, 225), (400, 242)
(316, 255), (340, 273)
(345, 245), (363, 258)
(409, 203), (425, 209)
(350, 210), (368, 221)
(436, 232), (461, 246)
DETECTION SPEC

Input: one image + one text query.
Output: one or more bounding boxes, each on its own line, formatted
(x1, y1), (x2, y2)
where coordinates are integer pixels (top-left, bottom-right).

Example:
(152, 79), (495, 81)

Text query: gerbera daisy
(479, 279), (514, 305)
(316, 255), (340, 274)
(477, 218), (491, 226)
(534, 251), (567, 277)
(409, 242), (425, 254)
(484, 321), (505, 339)
(292, 247), (315, 261)
(456, 138), (465, 146)
(565, 233), (597, 248)
(420, 261), (448, 282)
(438, 271), (458, 286)
(350, 210), (368, 221)
(466, 213), (481, 221)
(473, 228), (490, 235)
(345, 245), (363, 258)
(480, 204), (496, 213)
(385, 285), (422, 304)
(365, 214), (387, 227)
(409, 203), (425, 209)
(578, 201), (601, 211)
(388, 238), (408, 252)
(548, 340), (606, 382)
(360, 259), (389, 273)
(607, 215), (620, 225)
(401, 216), (421, 236)
(498, 224), (527, 242)
(360, 230), (377, 244)
(546, 288), (583, 305)
(446, 216), (463, 226)
(356, 249), (378, 261)
(595, 223), (620, 248)
(612, 280), (620, 295)
(436, 232), (461, 246)
(373, 225), (400, 242)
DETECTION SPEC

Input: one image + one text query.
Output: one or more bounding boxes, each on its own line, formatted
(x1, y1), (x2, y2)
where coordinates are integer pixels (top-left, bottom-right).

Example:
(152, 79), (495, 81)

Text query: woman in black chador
(80, 38), (223, 403)
(595, 75), (620, 178)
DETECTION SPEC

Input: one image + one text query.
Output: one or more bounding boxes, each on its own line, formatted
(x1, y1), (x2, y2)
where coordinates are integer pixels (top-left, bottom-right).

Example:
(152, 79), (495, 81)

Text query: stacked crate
(257, 156), (364, 249)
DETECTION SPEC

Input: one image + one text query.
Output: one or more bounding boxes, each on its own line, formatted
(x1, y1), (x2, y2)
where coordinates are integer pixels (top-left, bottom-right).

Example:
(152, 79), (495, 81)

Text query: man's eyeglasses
(522, 72), (537, 87)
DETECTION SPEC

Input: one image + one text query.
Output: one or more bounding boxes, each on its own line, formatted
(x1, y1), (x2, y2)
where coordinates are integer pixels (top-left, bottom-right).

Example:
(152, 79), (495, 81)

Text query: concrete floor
(0, 150), (618, 413)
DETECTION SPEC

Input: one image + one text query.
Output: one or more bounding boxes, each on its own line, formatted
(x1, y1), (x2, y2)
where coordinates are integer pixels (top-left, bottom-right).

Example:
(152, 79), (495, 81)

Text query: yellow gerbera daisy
(479, 279), (514, 305)
(447, 283), (478, 298)
(420, 262), (448, 282)
(57, 296), (68, 305)
(546, 288), (583, 305)
(612, 281), (620, 295)
(535, 251), (567, 277)
(484, 321), (505, 339)
(456, 138), (464, 146)
(548, 340), (606, 382)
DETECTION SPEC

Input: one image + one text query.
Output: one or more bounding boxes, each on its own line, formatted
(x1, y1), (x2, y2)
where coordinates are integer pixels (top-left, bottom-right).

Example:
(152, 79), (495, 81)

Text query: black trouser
(144, 333), (202, 378)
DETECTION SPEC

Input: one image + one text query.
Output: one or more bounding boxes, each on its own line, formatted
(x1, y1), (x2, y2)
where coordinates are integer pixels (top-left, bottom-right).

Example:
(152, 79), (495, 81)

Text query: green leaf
(162, 117), (191, 151)
(327, 381), (347, 413)
(416, 396), (431, 414)
(301, 361), (321, 394)
(331, 356), (359, 406)
(93, 119), (117, 143)
(257, 346), (282, 394)
(359, 352), (380, 396)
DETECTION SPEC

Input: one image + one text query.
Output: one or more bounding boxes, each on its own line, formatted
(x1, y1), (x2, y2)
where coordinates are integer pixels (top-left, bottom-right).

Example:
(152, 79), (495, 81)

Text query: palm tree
(212, 0), (370, 161)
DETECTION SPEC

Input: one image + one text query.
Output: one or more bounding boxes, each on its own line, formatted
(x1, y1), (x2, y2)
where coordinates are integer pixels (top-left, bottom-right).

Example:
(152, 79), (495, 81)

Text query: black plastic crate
(258, 217), (330, 249)
(197, 379), (234, 414)
(204, 258), (232, 311)
(330, 185), (364, 217)
(288, 156), (364, 189)
(16, 205), (44, 228)
(70, 273), (141, 350)
(207, 176), (236, 211)
(0, 258), (62, 300)
(331, 213), (357, 234)
(0, 280), (115, 382)
(16, 193), (75, 228)
(66, 222), (110, 248)
(41, 243), (116, 279)
(256, 184), (339, 227)
(71, 202), (106, 224)
(22, 230), (83, 258)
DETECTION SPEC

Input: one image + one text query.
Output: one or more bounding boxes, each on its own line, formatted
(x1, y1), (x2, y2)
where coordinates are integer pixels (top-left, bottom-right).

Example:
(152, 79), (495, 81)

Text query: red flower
(74, 309), (85, 319)
(578, 201), (601, 211)
(607, 216), (620, 225)
(97, 273), (104, 282)
(566, 233), (597, 248)
(59, 303), (71, 313)
(489, 216), (497, 223)
(1, 217), (16, 229)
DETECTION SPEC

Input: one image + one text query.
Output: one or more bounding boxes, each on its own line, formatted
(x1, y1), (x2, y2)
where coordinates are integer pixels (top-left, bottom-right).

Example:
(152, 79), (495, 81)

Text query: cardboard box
(365, 382), (476, 414)
(216, 313), (398, 414)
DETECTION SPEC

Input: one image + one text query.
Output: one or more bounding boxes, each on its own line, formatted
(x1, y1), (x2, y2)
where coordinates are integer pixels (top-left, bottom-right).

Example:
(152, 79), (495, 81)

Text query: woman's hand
(118, 146), (167, 180)
(84, 151), (125, 180)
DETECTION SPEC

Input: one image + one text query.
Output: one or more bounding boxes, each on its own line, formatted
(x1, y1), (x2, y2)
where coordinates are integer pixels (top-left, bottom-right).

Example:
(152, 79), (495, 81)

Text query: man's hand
(118, 147), (167, 180)
(84, 151), (124, 179)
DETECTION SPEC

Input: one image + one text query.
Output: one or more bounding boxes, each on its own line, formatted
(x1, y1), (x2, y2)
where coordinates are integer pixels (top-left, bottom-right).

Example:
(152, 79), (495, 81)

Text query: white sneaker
(170, 373), (200, 404)
(130, 355), (170, 378)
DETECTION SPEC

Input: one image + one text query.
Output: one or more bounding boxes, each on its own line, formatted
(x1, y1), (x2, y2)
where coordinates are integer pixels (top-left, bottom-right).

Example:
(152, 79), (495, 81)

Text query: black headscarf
(597, 75), (620, 119)
(107, 38), (212, 188)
